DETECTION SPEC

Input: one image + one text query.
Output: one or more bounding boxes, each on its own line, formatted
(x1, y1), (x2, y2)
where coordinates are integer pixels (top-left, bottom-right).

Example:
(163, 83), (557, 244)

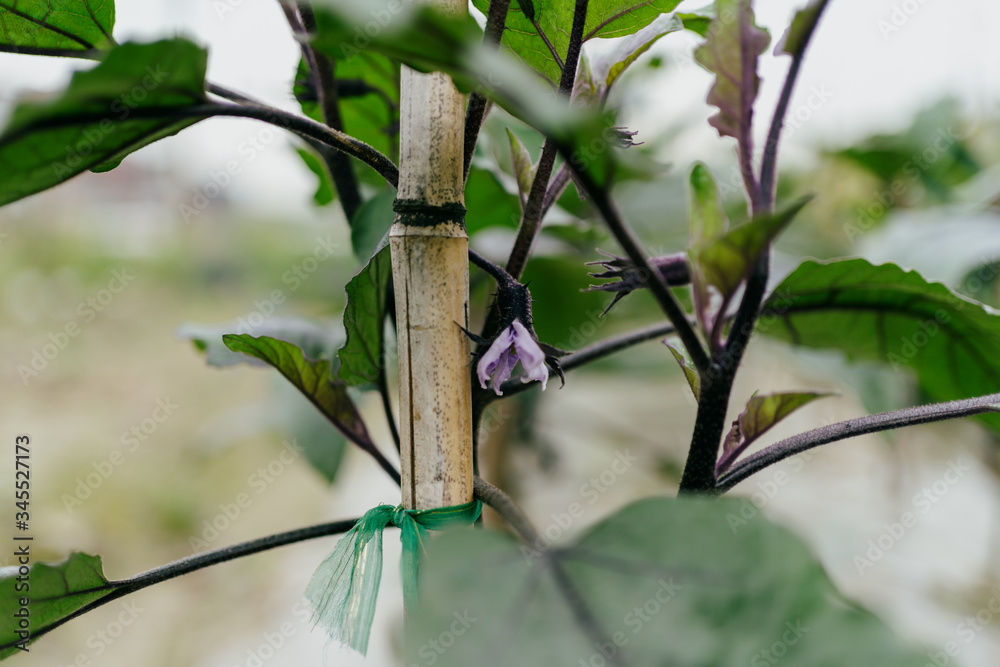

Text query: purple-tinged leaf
(716, 390), (834, 474)
(693, 0), (769, 142)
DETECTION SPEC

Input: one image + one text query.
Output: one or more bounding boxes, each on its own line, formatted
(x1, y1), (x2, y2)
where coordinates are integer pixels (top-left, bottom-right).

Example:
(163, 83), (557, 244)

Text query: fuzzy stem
(503, 0), (589, 282)
(679, 1), (833, 492)
(0, 518), (359, 651)
(716, 393), (1000, 492)
(759, 0), (831, 208)
(463, 0), (512, 180)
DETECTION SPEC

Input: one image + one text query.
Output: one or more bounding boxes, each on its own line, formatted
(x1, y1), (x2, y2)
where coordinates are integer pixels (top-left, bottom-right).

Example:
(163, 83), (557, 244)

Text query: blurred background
(1, 0), (1000, 665)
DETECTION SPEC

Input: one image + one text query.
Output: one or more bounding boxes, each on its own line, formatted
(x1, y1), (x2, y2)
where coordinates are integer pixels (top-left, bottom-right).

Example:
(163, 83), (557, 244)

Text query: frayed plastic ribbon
(304, 499), (482, 654)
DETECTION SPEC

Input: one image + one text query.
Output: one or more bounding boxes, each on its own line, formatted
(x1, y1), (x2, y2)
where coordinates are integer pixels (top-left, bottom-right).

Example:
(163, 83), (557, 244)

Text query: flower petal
(491, 346), (518, 395)
(511, 320), (548, 390)
(520, 356), (548, 391)
(477, 325), (515, 390)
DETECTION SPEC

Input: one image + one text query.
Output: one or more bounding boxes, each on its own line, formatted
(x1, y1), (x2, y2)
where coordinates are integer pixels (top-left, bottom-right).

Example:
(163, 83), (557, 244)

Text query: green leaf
(666, 341), (700, 402)
(408, 496), (926, 666)
(350, 190), (395, 262)
(465, 166), (522, 235)
(294, 52), (401, 171)
(177, 318), (340, 369)
(223, 334), (375, 449)
(717, 391), (833, 474)
(696, 196), (810, 333)
(311, 1), (478, 82)
(693, 0), (769, 141)
(677, 11), (713, 37)
(1, 552), (119, 658)
(688, 161), (728, 247)
(595, 12), (683, 92)
(472, 0), (683, 86)
(0, 0), (116, 57)
(778, 0), (823, 57)
(687, 163), (728, 334)
(0, 39), (208, 208)
(506, 128), (536, 207)
(276, 381), (347, 484)
(296, 148), (335, 206)
(311, 0), (617, 186)
(337, 246), (392, 387)
(761, 259), (1000, 434)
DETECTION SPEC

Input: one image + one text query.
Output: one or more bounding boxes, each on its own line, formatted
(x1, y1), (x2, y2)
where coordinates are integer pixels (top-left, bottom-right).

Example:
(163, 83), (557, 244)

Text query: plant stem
(6, 518), (360, 649)
(503, 0), (588, 282)
(472, 477), (623, 665)
(287, 1), (364, 220)
(758, 0), (831, 208)
(562, 162), (711, 375)
(716, 393), (1000, 492)
(474, 475), (540, 544)
(469, 247), (517, 287)
(1, 102), (400, 187)
(539, 163), (572, 218)
(463, 0), (511, 180)
(679, 0), (832, 492)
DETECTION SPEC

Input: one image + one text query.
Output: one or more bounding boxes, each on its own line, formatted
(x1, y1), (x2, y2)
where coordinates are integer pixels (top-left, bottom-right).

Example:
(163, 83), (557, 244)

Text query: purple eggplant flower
(477, 320), (549, 396)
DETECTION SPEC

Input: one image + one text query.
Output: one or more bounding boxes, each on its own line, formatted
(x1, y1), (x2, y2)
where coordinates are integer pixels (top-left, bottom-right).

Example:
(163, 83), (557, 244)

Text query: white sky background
(0, 0), (998, 218)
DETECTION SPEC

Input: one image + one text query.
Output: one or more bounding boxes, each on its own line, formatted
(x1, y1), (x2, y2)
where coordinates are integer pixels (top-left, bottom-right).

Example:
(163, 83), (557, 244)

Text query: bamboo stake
(390, 0), (472, 512)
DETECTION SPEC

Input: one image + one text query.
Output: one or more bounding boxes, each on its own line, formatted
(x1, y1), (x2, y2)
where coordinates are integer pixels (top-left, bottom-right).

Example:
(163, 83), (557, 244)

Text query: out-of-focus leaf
(466, 166), (521, 235)
(687, 162), (729, 334)
(677, 11), (713, 36)
(507, 128), (536, 206)
(0, 553), (119, 659)
(0, 39), (208, 207)
(311, 0), (614, 184)
(275, 381), (347, 484)
(296, 148), (335, 206)
(311, 1), (478, 83)
(760, 258), (1000, 434)
(350, 190), (395, 262)
(338, 246), (391, 387)
(521, 256), (609, 347)
(666, 341), (700, 401)
(717, 391), (833, 474)
(177, 318), (339, 369)
(688, 162), (728, 246)
(0, 0), (116, 56)
(693, 0), (769, 141)
(293, 52), (400, 172)
(408, 496), (926, 666)
(471, 0), (683, 86)
(831, 101), (979, 207)
(223, 334), (375, 449)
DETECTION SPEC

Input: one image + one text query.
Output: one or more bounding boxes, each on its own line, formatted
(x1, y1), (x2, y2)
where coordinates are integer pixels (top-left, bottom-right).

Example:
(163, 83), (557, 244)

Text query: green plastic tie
(304, 499), (482, 654)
